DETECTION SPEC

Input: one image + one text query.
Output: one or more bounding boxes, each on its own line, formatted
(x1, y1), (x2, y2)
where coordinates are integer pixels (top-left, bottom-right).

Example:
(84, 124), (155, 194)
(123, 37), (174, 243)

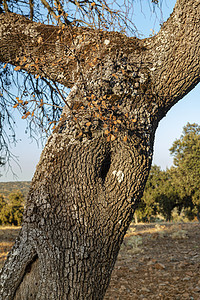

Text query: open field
(0, 223), (200, 299)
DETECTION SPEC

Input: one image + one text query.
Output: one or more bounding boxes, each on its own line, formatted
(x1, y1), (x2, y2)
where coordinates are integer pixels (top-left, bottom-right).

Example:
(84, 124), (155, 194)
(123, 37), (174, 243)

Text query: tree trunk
(0, 0), (199, 298)
(1, 128), (153, 299)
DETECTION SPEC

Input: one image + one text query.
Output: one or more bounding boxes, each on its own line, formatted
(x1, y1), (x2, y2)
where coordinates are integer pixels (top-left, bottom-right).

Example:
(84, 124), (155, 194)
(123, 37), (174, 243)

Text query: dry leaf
(112, 73), (118, 79)
(102, 101), (106, 107)
(111, 134), (115, 141)
(123, 136), (128, 142)
(37, 36), (43, 44)
(104, 129), (110, 135)
(14, 66), (21, 71)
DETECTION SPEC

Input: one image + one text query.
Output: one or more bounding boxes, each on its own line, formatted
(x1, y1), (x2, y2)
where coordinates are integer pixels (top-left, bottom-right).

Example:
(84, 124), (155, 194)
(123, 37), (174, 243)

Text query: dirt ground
(0, 223), (200, 299)
(105, 223), (200, 300)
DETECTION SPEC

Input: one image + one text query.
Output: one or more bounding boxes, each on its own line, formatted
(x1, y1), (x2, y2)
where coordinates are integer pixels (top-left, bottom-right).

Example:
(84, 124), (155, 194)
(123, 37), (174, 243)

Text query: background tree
(136, 166), (182, 222)
(0, 0), (199, 299)
(170, 123), (200, 220)
(0, 191), (24, 226)
(135, 165), (161, 222)
(153, 169), (181, 221)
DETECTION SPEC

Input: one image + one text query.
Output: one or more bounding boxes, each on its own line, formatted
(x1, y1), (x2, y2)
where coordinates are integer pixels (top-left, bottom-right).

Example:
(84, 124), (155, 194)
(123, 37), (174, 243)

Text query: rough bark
(0, 0), (199, 299)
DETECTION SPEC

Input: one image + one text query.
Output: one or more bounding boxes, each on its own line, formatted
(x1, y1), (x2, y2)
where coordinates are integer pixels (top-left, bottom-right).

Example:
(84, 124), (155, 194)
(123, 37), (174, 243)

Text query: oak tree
(0, 0), (199, 298)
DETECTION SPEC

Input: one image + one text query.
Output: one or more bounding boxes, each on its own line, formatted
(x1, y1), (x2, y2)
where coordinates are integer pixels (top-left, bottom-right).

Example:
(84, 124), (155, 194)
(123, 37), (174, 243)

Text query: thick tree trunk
(0, 0), (199, 298)
(1, 127), (153, 299)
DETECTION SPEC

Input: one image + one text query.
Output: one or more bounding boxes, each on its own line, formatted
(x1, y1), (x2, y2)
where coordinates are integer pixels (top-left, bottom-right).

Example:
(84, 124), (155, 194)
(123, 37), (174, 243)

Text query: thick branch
(0, 13), (140, 88)
(145, 0), (200, 113)
(0, 13), (86, 87)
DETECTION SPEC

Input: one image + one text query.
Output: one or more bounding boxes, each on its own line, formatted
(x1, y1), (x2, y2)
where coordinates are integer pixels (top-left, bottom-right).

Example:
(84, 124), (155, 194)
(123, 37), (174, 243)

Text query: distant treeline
(0, 181), (30, 201)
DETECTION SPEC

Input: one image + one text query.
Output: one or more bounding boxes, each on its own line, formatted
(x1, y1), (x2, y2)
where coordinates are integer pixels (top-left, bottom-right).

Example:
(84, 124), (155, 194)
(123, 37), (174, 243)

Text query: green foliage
(170, 123), (200, 217)
(136, 166), (181, 222)
(136, 123), (200, 222)
(0, 190), (24, 226)
(135, 165), (161, 222)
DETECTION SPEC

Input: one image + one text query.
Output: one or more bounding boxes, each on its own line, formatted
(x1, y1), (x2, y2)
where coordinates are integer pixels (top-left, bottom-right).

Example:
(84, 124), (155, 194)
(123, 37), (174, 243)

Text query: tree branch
(0, 13), (142, 89)
(145, 0), (200, 114)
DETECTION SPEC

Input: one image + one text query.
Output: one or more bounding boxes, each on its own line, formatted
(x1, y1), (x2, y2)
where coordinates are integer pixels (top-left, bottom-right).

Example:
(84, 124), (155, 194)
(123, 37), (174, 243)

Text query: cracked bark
(0, 0), (199, 298)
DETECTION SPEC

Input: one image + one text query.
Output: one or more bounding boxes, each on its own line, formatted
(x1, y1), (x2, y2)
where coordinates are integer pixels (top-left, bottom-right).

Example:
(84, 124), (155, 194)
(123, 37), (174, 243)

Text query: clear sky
(0, 0), (199, 182)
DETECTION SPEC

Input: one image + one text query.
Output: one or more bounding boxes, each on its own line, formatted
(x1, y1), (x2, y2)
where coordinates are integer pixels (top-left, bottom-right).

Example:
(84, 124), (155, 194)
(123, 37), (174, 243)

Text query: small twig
(3, 0), (9, 12)
(29, 0), (34, 20)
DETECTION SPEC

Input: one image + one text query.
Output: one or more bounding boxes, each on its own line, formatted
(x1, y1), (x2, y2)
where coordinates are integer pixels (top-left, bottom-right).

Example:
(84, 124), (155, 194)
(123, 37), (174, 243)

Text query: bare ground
(105, 223), (200, 300)
(0, 223), (200, 299)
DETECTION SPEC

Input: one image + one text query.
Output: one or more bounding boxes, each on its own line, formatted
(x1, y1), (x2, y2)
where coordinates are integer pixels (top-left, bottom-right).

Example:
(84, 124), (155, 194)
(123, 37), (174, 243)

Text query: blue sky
(1, 0), (200, 182)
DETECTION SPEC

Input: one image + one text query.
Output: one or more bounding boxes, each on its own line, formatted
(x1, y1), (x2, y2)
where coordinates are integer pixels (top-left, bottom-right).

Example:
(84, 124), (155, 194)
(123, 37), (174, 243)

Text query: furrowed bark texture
(0, 0), (199, 299)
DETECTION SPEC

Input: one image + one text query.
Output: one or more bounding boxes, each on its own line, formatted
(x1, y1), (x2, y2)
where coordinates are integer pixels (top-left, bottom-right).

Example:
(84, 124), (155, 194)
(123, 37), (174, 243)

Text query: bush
(0, 191), (24, 226)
